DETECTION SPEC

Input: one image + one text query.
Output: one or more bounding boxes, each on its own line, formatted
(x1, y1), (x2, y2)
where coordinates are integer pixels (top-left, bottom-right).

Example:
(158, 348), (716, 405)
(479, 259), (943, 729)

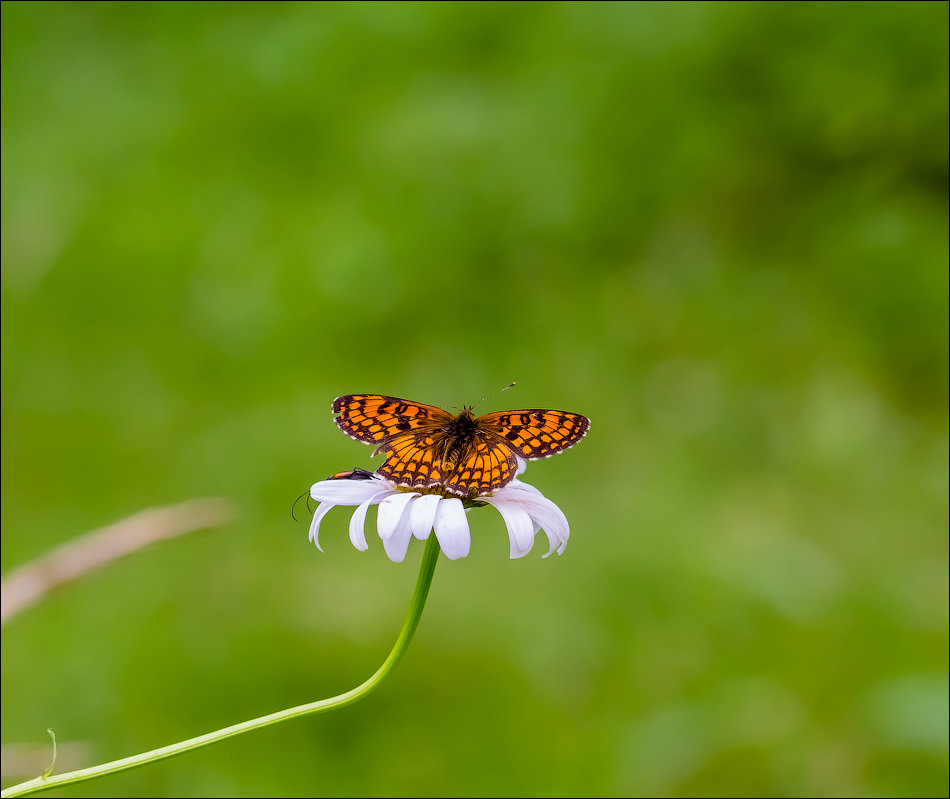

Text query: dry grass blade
(0, 498), (237, 626)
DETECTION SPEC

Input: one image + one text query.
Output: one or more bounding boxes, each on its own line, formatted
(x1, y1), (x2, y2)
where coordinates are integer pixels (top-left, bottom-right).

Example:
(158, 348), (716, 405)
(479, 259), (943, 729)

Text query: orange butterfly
(332, 394), (590, 499)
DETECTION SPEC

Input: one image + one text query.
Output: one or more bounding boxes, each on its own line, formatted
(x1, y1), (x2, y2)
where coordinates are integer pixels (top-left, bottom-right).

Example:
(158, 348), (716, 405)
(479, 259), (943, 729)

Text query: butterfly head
(445, 407), (479, 438)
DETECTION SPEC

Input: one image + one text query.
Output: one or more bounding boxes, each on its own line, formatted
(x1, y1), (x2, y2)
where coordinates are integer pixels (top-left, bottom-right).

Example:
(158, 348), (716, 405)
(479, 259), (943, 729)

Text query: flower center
(395, 484), (488, 507)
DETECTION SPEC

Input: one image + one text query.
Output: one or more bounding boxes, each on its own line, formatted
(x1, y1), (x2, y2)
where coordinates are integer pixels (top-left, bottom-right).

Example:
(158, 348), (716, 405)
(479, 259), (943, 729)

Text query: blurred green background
(2, 2), (947, 796)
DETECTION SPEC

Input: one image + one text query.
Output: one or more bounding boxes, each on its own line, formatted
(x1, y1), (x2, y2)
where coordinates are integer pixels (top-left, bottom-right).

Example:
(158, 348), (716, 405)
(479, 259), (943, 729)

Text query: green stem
(1, 537), (441, 798)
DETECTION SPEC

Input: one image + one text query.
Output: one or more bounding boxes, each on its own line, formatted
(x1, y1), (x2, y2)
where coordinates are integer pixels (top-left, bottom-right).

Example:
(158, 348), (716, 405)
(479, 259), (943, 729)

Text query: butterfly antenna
(291, 489), (312, 521)
(474, 381), (516, 408)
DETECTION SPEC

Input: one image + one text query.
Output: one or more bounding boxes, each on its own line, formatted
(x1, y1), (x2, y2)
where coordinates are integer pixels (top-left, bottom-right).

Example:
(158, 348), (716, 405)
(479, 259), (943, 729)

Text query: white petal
(378, 493), (416, 562)
(491, 484), (570, 556)
(523, 495), (570, 556)
(349, 494), (386, 552)
(310, 478), (389, 505)
(482, 496), (536, 558)
(408, 494), (441, 540)
(433, 498), (471, 560)
(308, 502), (336, 550)
(377, 492), (417, 540)
(350, 490), (395, 552)
(507, 477), (542, 496)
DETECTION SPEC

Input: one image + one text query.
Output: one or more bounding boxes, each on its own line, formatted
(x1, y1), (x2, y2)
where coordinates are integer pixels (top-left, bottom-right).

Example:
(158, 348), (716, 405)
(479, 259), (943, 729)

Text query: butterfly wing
(332, 395), (453, 449)
(442, 436), (519, 498)
(478, 409), (590, 460)
(376, 428), (455, 490)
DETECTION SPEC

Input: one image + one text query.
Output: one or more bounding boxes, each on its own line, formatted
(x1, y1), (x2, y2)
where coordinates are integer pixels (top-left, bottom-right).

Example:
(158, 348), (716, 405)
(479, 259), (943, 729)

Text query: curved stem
(1, 537), (441, 798)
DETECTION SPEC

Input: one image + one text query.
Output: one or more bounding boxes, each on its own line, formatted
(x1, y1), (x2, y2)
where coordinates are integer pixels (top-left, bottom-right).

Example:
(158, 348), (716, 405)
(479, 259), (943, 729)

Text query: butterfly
(332, 394), (590, 499)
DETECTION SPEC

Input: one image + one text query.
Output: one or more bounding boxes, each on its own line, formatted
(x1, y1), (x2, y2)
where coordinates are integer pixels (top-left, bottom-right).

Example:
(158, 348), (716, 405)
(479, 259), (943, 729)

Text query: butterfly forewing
(479, 409), (590, 460)
(333, 394), (452, 447)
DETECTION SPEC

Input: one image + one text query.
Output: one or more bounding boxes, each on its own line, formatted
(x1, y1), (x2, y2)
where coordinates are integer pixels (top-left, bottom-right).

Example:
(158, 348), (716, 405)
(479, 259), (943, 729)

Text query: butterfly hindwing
(442, 436), (517, 498)
(377, 430), (450, 490)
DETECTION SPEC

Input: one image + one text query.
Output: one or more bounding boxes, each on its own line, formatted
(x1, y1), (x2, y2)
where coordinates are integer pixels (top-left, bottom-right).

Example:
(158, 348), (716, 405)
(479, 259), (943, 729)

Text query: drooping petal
(490, 484), (570, 556)
(408, 494), (441, 540)
(507, 477), (541, 496)
(482, 495), (536, 558)
(378, 493), (416, 562)
(382, 513), (414, 562)
(348, 489), (395, 551)
(433, 498), (471, 560)
(377, 492), (416, 539)
(521, 493), (570, 556)
(308, 502), (337, 550)
(310, 478), (389, 505)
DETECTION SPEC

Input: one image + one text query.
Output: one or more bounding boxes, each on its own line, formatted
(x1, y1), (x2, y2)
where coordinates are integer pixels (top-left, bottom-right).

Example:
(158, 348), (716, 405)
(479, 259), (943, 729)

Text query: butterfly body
(333, 394), (589, 499)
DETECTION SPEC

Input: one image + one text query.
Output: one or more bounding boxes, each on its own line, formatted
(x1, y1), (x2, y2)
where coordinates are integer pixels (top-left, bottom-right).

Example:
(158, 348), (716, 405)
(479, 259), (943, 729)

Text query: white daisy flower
(308, 466), (571, 562)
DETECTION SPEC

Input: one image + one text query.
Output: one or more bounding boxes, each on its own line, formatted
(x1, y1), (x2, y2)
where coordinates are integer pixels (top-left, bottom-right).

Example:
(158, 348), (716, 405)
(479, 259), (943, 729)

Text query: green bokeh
(2, 2), (946, 796)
